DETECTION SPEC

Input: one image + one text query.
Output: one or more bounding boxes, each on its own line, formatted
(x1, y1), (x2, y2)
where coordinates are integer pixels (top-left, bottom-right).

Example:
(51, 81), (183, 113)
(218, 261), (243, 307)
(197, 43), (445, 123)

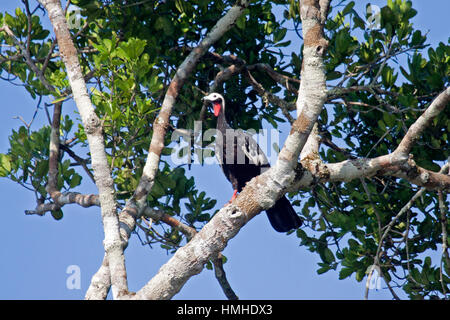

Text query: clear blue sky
(0, 1), (448, 300)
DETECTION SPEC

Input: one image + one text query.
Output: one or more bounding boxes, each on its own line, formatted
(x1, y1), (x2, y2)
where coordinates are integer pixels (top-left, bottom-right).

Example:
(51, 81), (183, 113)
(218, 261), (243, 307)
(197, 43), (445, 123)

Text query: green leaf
(273, 28), (287, 43)
(155, 16), (173, 35)
(291, 52), (301, 70)
(35, 160), (48, 178)
(175, 0), (185, 13)
(51, 209), (63, 220)
(327, 71), (342, 80)
(197, 213), (210, 222)
(236, 14), (246, 30)
(274, 40), (291, 48)
(4, 13), (15, 28)
(296, 228), (307, 239)
(321, 247), (335, 264)
(51, 96), (69, 104)
(381, 66), (396, 87)
(202, 199), (217, 211)
(382, 112), (396, 128)
(353, 15), (366, 29)
(151, 180), (165, 198)
(69, 173), (82, 188)
(343, 1), (355, 15)
(317, 265), (331, 274)
(355, 269), (365, 282)
(0, 154), (12, 176)
(339, 267), (354, 280)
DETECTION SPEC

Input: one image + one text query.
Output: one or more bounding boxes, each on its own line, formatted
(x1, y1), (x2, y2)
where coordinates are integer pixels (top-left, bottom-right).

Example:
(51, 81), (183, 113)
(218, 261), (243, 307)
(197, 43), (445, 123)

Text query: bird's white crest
(203, 92), (224, 102)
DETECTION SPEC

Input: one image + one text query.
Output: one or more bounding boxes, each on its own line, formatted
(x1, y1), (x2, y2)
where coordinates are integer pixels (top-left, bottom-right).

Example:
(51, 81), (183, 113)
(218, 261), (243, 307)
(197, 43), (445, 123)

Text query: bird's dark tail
(265, 195), (302, 233)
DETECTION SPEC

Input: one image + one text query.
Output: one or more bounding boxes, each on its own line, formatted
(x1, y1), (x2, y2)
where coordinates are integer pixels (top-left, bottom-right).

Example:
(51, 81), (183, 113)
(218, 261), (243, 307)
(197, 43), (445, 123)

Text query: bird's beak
(202, 94), (212, 102)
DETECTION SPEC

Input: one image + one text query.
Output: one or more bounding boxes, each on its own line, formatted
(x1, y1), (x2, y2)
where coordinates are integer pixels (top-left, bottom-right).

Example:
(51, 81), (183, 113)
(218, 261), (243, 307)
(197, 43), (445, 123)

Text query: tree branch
(213, 253), (239, 300)
(0, 24), (54, 92)
(290, 152), (450, 193)
(25, 192), (100, 215)
(38, 0), (127, 299)
(59, 143), (95, 183)
(396, 87), (450, 156)
(247, 63), (300, 95)
(292, 86), (450, 192)
(46, 102), (62, 197)
(143, 207), (238, 299)
(244, 68), (295, 124)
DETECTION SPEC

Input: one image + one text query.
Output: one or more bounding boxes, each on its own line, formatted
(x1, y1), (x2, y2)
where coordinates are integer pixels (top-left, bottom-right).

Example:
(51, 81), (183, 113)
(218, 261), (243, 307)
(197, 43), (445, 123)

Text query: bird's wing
(214, 133), (224, 165)
(237, 129), (269, 167)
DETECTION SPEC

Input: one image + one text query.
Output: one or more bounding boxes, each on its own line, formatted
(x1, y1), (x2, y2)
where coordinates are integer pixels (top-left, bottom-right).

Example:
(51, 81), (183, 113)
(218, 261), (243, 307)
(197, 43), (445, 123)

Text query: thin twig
(142, 207), (238, 299)
(245, 69), (295, 124)
(59, 143), (95, 183)
(374, 160), (450, 293)
(0, 24), (55, 92)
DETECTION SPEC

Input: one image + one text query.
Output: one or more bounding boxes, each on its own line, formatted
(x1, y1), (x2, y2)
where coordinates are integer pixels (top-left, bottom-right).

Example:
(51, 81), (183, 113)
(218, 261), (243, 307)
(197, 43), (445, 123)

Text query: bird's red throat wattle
(213, 102), (221, 117)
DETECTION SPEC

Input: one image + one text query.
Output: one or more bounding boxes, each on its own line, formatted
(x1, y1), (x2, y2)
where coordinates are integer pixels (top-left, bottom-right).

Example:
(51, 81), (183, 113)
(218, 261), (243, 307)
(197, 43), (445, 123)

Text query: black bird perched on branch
(202, 92), (302, 232)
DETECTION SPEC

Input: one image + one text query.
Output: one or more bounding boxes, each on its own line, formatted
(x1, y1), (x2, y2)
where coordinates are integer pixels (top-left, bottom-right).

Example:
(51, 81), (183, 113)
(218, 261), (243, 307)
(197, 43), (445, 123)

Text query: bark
(134, 204), (247, 299)
(291, 151), (450, 193)
(38, 0), (127, 299)
(25, 192), (99, 215)
(47, 101), (62, 196)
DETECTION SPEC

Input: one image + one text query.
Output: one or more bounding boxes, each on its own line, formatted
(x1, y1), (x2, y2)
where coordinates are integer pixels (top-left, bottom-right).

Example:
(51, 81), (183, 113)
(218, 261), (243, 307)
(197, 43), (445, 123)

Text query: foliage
(0, 0), (448, 299)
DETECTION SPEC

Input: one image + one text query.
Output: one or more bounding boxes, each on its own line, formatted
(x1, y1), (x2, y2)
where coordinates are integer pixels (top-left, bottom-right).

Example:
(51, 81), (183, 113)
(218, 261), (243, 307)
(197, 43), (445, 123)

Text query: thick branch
(396, 87), (450, 156)
(25, 192), (100, 215)
(85, 255), (111, 300)
(143, 208), (238, 299)
(290, 153), (450, 193)
(319, 0), (332, 25)
(134, 204), (247, 299)
(46, 102), (62, 196)
(38, 0), (127, 299)
(381, 158), (450, 191)
(294, 85), (450, 191)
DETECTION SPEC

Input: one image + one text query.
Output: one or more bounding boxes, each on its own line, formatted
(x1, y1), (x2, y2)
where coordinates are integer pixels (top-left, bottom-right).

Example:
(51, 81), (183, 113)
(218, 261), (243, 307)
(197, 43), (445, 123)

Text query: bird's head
(202, 92), (224, 117)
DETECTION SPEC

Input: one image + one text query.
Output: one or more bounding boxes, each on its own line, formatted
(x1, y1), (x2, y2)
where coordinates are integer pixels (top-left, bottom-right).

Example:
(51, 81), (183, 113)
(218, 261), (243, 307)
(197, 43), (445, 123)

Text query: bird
(202, 92), (302, 232)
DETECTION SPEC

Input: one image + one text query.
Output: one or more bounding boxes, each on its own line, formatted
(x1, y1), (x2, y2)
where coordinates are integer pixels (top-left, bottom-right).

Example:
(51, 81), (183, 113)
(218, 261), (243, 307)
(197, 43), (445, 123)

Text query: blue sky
(0, 1), (448, 300)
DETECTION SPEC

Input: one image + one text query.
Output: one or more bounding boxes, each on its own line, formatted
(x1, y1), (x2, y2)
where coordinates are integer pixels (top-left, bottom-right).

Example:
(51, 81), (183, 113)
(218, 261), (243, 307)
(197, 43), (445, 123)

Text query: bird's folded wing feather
(237, 129), (269, 166)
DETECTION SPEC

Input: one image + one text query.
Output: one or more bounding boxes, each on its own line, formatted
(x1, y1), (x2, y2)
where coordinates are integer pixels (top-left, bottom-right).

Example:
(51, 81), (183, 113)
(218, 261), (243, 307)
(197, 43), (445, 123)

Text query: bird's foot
(225, 189), (238, 206)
